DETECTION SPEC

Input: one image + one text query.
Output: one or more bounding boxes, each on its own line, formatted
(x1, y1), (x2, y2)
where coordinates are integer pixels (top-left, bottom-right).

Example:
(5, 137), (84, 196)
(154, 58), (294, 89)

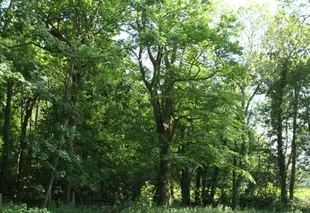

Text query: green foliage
(0, 204), (104, 213)
(0, 203), (307, 213)
(117, 201), (300, 213)
(0, 204), (49, 213)
(1, 0), (310, 211)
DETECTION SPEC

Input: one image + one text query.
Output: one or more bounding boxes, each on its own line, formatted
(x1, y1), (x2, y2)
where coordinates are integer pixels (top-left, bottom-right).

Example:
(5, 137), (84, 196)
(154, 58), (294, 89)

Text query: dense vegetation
(1, 0), (310, 212)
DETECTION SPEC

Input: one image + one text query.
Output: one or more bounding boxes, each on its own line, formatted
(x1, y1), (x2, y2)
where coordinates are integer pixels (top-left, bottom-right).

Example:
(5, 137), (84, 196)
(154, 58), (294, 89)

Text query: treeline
(0, 0), (310, 210)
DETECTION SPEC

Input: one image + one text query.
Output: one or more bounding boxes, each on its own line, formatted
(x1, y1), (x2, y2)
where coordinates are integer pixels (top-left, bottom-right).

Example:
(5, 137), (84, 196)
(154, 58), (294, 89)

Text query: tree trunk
(42, 155), (60, 208)
(17, 98), (36, 176)
(209, 167), (219, 206)
(63, 61), (77, 204)
(64, 181), (72, 204)
(16, 98), (36, 199)
(289, 86), (299, 201)
(63, 137), (74, 204)
(274, 68), (288, 206)
(201, 172), (208, 206)
(9, 0), (14, 8)
(0, 80), (13, 195)
(34, 100), (39, 131)
(232, 145), (239, 210)
(195, 168), (201, 205)
(155, 138), (172, 206)
(181, 167), (191, 206)
(278, 134), (287, 205)
(72, 189), (76, 205)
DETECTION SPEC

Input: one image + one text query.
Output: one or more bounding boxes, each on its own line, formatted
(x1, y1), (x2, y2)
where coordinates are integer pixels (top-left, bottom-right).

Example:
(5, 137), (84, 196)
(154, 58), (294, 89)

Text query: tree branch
(174, 70), (218, 83)
(147, 47), (155, 65)
(246, 83), (261, 116)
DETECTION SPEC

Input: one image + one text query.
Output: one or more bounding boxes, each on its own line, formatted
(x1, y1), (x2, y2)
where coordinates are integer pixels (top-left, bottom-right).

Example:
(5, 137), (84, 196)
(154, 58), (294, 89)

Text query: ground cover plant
(0, 203), (307, 213)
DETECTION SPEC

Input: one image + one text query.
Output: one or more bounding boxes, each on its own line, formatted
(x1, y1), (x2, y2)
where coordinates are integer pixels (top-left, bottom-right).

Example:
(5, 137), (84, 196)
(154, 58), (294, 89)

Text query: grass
(1, 188), (310, 212)
(0, 197), (308, 213)
(295, 187), (310, 213)
(0, 205), (279, 213)
(296, 188), (310, 200)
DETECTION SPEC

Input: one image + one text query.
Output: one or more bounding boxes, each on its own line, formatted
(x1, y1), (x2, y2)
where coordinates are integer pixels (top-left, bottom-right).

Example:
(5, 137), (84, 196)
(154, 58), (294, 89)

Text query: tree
(263, 9), (310, 205)
(127, 0), (242, 206)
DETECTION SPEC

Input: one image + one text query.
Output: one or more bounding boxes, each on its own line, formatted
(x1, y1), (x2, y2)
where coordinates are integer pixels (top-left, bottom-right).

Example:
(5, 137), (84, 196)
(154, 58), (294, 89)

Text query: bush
(0, 203), (49, 213)
(0, 203), (306, 213)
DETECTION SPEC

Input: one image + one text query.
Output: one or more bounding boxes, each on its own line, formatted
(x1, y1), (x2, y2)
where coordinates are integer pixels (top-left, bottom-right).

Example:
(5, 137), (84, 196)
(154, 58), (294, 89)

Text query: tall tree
(128, 0), (241, 205)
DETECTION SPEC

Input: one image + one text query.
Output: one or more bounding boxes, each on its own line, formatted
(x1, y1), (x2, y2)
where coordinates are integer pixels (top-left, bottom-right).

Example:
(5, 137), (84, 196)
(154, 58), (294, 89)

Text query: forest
(1, 0), (310, 212)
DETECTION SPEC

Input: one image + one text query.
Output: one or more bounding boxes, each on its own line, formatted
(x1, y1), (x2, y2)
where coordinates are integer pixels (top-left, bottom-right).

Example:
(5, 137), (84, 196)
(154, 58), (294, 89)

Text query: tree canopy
(0, 0), (310, 211)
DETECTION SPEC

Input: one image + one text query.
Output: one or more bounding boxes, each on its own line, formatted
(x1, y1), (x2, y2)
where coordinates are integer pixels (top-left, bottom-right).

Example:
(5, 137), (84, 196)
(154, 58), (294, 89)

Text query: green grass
(0, 202), (305, 213)
(296, 188), (310, 200)
(295, 188), (310, 213)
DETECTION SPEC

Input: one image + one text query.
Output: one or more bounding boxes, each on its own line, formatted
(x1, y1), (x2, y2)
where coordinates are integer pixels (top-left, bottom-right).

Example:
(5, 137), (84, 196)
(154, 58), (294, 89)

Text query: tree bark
(63, 60), (77, 204)
(34, 100), (40, 131)
(17, 98), (36, 176)
(42, 156), (60, 208)
(0, 80), (13, 195)
(16, 98), (36, 198)
(155, 134), (172, 206)
(9, 0), (14, 9)
(232, 143), (239, 210)
(195, 168), (201, 205)
(274, 67), (288, 206)
(137, 42), (174, 206)
(289, 86), (299, 201)
(181, 167), (191, 206)
(209, 167), (219, 206)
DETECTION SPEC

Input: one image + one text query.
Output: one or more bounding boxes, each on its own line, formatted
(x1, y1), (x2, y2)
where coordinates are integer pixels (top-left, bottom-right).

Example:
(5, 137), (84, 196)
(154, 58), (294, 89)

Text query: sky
(223, 0), (278, 12)
(1, 0), (279, 13)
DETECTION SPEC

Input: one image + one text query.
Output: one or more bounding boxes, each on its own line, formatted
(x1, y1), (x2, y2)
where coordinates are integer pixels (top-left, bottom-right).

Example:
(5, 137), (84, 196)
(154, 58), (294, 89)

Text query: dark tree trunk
(209, 167), (219, 206)
(195, 168), (201, 205)
(0, 80), (13, 195)
(151, 88), (173, 206)
(17, 98), (36, 176)
(289, 86), (299, 201)
(232, 148), (239, 209)
(44, 60), (75, 207)
(16, 98), (36, 198)
(64, 60), (78, 204)
(43, 156), (60, 208)
(34, 100), (39, 131)
(137, 42), (175, 206)
(201, 172), (207, 206)
(274, 67), (288, 206)
(64, 180), (72, 204)
(155, 137), (172, 206)
(278, 130), (287, 205)
(63, 135), (74, 204)
(181, 167), (191, 206)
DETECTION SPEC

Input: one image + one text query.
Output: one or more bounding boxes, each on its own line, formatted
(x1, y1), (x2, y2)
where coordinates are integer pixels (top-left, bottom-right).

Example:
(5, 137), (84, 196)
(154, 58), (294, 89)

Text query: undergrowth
(0, 202), (306, 213)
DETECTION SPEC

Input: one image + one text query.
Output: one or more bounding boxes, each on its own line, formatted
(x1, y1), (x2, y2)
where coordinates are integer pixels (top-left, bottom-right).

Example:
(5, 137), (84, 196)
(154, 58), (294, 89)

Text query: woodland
(1, 0), (310, 212)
